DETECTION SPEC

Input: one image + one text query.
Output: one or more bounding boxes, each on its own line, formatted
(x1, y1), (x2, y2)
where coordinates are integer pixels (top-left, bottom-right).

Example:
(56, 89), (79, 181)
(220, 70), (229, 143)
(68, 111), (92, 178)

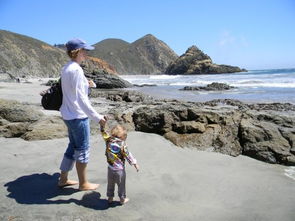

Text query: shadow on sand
(4, 173), (121, 210)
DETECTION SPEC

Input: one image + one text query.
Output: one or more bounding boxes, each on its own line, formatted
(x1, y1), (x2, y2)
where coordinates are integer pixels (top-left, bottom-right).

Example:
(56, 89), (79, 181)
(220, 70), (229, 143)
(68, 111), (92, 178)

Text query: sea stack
(165, 45), (247, 75)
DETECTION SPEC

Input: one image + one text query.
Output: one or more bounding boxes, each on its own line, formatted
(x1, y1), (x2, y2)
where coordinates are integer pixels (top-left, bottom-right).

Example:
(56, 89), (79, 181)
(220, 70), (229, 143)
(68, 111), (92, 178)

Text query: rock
(0, 99), (44, 122)
(89, 72), (132, 89)
(180, 82), (235, 91)
(82, 56), (117, 75)
(133, 84), (157, 87)
(0, 122), (28, 138)
(81, 58), (132, 89)
(121, 99), (295, 165)
(0, 117), (10, 126)
(0, 99), (67, 140)
(132, 103), (243, 157)
(22, 116), (67, 140)
(172, 121), (206, 133)
(165, 45), (246, 75)
(90, 89), (154, 103)
(239, 117), (291, 164)
(2, 90), (295, 166)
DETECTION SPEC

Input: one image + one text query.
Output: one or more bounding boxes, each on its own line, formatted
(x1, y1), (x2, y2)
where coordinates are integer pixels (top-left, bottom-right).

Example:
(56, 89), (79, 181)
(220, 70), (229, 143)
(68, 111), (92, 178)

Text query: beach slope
(1, 132), (295, 221)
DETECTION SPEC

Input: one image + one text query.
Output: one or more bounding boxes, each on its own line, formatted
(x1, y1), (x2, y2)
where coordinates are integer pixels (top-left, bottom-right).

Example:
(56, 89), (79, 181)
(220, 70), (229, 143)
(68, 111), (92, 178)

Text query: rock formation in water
(165, 46), (247, 75)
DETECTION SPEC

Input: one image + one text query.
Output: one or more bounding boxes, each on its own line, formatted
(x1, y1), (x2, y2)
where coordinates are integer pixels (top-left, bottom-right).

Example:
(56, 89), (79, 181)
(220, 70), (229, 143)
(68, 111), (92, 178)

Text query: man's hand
(88, 80), (96, 88)
(39, 89), (48, 96)
(99, 115), (108, 130)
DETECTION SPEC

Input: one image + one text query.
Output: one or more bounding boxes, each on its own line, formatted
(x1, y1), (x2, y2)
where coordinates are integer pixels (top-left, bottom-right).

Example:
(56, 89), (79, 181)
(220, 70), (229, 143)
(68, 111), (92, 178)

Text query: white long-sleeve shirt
(60, 61), (103, 123)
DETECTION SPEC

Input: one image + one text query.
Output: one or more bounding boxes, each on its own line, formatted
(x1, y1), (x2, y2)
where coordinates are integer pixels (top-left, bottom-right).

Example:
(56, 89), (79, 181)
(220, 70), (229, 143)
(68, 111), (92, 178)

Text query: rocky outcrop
(180, 82), (235, 91)
(90, 91), (294, 166)
(83, 56), (117, 75)
(165, 46), (246, 75)
(85, 71), (133, 89)
(82, 57), (132, 88)
(0, 99), (62, 140)
(0, 99), (43, 122)
(0, 30), (68, 80)
(1, 91), (295, 166)
(0, 99), (99, 140)
(89, 34), (178, 75)
(130, 100), (295, 165)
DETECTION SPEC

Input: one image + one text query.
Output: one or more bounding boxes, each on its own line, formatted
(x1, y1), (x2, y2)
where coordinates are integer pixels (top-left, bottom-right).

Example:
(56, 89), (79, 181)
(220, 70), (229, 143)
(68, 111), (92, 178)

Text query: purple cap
(65, 38), (95, 51)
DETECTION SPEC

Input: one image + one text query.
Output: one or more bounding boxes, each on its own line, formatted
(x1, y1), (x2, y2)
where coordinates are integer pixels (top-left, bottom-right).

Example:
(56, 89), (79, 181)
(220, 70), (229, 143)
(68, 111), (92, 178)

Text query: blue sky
(1, 0), (294, 70)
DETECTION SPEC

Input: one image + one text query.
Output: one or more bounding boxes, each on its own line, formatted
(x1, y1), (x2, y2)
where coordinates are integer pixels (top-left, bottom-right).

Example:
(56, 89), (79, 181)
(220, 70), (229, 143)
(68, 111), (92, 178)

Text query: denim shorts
(63, 118), (90, 164)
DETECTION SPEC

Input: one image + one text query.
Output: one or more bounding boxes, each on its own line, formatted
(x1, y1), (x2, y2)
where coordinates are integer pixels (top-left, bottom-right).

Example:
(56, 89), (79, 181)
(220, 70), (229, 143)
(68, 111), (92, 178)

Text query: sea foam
(284, 166), (295, 181)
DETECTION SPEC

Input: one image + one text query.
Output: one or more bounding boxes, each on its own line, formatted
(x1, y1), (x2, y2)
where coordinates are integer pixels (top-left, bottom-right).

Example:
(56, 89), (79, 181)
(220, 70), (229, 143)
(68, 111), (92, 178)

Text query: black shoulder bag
(41, 79), (63, 111)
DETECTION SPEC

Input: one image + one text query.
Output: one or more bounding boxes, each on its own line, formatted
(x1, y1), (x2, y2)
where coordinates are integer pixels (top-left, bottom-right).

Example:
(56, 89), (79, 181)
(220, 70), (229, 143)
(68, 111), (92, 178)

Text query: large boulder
(239, 111), (295, 165)
(21, 116), (67, 140)
(0, 99), (44, 122)
(165, 46), (246, 75)
(132, 103), (243, 157)
(0, 99), (44, 138)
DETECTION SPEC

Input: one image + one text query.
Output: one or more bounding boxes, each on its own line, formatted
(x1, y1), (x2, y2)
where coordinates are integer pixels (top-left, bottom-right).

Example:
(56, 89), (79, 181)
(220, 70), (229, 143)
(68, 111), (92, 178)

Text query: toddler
(101, 124), (139, 205)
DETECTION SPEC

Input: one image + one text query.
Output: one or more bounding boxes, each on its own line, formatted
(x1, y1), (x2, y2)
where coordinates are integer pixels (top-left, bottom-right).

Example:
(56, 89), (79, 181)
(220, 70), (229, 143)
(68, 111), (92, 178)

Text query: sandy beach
(0, 80), (295, 221)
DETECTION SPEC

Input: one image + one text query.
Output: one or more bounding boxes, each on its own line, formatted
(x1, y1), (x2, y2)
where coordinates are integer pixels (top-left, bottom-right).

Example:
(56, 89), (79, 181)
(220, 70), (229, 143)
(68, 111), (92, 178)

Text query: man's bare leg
(76, 161), (99, 191)
(58, 171), (78, 187)
(120, 197), (130, 205)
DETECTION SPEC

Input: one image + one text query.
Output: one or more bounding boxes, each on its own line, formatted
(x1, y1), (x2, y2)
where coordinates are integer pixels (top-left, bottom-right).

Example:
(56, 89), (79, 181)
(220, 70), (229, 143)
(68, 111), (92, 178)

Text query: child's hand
(134, 164), (139, 172)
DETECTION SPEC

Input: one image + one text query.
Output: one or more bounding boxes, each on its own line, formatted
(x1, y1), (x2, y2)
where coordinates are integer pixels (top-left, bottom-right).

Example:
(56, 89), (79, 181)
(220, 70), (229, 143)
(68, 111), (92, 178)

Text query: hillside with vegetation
(0, 30), (126, 87)
(89, 34), (179, 75)
(0, 30), (68, 80)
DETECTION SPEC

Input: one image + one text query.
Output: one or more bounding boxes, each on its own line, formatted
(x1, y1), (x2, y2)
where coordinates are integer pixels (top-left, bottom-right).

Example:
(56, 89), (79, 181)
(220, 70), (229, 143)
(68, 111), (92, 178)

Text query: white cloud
(218, 31), (248, 48)
(218, 31), (236, 47)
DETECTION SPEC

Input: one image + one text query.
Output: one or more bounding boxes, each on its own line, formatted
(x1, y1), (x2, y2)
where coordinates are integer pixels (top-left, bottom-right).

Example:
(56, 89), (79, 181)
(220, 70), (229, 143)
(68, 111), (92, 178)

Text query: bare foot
(58, 179), (78, 188)
(108, 197), (113, 204)
(120, 197), (129, 205)
(79, 182), (100, 191)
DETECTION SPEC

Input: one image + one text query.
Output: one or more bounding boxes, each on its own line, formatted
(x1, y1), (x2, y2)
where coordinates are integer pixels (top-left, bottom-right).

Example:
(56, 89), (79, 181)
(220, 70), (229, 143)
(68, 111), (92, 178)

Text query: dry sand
(0, 80), (295, 221)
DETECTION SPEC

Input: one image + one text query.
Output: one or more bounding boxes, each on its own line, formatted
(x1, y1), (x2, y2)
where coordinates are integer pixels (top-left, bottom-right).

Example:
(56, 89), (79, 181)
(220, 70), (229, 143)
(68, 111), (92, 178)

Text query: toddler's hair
(111, 125), (127, 140)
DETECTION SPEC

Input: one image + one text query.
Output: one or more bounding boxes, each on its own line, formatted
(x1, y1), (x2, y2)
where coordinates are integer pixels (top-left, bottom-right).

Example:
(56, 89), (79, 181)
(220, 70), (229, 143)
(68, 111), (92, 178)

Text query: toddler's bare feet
(58, 179), (78, 188)
(79, 182), (99, 191)
(120, 197), (129, 205)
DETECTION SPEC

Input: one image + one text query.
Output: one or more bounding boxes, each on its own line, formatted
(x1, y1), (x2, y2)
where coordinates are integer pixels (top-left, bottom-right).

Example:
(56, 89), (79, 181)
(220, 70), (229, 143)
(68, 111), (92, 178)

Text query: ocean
(121, 68), (295, 104)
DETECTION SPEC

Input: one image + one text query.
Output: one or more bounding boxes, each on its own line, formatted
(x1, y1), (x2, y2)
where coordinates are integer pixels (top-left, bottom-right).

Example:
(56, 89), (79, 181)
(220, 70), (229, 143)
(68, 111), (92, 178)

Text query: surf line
(284, 166), (295, 181)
